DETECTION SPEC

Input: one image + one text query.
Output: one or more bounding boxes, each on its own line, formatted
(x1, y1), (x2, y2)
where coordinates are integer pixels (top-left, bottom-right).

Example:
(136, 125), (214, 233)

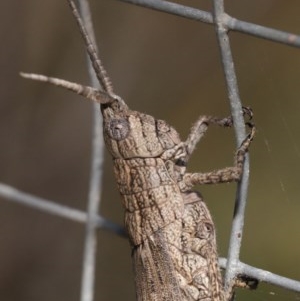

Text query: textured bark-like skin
(21, 67), (254, 301)
(21, 2), (255, 299)
(101, 106), (253, 301)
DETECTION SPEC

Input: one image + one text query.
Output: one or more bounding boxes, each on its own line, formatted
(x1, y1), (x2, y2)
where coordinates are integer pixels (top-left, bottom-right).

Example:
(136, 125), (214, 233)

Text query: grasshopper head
(102, 98), (181, 160)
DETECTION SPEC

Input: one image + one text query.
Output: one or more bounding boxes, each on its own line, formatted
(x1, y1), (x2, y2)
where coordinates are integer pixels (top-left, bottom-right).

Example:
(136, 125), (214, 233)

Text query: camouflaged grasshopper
(21, 1), (255, 300)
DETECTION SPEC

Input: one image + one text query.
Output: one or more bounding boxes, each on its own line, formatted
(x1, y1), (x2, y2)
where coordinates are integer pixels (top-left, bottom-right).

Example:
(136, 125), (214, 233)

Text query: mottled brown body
(103, 108), (235, 301)
(20, 1), (255, 300)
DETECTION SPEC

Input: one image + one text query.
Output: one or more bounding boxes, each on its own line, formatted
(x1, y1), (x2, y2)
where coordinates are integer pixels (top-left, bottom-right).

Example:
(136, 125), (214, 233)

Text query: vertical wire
(212, 0), (250, 290)
(75, 1), (104, 301)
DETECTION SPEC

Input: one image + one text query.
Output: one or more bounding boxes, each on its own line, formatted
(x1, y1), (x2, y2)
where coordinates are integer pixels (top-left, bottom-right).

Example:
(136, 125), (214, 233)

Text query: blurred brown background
(1, 0), (300, 300)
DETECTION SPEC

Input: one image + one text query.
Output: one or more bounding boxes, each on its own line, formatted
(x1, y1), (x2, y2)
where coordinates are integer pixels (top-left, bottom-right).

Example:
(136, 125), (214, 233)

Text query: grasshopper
(21, 0), (255, 300)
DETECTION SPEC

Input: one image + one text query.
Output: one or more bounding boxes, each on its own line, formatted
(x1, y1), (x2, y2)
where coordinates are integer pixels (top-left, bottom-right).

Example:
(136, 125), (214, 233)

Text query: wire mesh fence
(1, 0), (300, 300)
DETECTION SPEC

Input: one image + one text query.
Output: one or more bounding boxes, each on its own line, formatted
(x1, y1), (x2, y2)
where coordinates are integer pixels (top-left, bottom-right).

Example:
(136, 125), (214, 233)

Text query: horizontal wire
(0, 182), (126, 237)
(219, 258), (300, 293)
(116, 0), (300, 48)
(1, 181), (299, 292)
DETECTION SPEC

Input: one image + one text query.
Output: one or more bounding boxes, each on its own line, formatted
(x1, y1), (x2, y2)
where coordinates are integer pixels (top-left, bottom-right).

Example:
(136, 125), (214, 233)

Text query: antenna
(20, 73), (115, 104)
(20, 0), (119, 105)
(67, 0), (113, 94)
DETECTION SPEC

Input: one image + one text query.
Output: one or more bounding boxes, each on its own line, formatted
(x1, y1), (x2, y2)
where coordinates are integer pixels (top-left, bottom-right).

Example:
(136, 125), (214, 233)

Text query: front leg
(184, 107), (253, 162)
(183, 122), (255, 188)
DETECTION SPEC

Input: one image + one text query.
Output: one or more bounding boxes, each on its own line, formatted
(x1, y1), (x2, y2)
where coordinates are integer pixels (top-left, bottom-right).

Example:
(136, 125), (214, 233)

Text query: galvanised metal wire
(1, 0), (300, 300)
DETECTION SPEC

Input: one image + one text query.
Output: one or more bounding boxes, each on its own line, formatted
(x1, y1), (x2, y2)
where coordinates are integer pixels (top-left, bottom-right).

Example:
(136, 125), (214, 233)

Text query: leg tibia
(183, 122), (255, 188)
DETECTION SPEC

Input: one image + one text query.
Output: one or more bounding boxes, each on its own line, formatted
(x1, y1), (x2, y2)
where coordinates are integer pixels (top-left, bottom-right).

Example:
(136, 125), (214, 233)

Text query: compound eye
(107, 118), (130, 141)
(197, 221), (214, 240)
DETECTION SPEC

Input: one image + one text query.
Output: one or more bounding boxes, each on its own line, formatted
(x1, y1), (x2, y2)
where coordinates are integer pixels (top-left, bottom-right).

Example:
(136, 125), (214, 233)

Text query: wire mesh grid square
(1, 0), (300, 300)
